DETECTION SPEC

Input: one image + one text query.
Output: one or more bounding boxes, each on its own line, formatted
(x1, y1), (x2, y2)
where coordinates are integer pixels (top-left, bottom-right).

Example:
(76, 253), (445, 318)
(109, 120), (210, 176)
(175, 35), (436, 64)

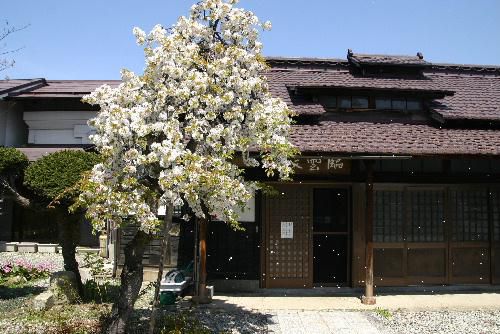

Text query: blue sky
(3, 0), (500, 79)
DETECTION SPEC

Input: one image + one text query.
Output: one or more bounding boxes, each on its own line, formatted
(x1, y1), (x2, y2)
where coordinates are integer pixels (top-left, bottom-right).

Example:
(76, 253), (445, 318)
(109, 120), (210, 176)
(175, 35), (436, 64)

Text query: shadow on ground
(127, 298), (273, 334)
(0, 284), (44, 300)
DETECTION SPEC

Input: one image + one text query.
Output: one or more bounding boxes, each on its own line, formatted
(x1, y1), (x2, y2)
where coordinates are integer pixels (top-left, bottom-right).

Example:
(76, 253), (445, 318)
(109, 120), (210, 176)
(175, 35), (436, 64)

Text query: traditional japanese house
(1, 51), (500, 299)
(255, 51), (500, 299)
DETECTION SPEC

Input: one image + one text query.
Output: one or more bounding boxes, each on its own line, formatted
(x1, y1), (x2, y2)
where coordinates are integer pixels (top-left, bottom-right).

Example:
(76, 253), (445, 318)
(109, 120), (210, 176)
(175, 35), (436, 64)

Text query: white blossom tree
(78, 0), (297, 332)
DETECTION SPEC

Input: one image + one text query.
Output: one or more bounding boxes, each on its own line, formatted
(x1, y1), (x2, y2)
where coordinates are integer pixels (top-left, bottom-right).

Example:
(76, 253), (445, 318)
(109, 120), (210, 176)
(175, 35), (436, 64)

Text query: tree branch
(0, 176), (31, 208)
(0, 22), (30, 42)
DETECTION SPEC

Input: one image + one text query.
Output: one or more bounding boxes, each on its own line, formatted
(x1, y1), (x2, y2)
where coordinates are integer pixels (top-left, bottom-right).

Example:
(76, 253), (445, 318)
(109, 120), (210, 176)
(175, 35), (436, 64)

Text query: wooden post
(199, 218), (208, 298)
(192, 217), (211, 304)
(362, 160), (376, 305)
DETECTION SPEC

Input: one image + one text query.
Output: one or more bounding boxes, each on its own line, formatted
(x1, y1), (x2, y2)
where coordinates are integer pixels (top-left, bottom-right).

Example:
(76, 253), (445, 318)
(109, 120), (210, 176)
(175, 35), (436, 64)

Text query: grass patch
(374, 307), (392, 319)
(0, 303), (111, 334)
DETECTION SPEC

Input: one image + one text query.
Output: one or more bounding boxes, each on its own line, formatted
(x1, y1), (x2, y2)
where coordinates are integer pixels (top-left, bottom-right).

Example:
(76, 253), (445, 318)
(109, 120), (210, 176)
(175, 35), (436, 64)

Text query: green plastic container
(160, 291), (176, 306)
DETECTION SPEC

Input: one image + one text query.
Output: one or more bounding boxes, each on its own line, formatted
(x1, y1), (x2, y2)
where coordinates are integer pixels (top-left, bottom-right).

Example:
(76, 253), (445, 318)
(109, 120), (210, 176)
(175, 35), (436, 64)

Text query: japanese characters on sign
(281, 222), (293, 239)
(297, 157), (351, 175)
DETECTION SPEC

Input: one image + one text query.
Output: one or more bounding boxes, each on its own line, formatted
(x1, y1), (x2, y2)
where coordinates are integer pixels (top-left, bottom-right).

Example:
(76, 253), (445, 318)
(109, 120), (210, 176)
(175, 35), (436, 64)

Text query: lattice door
(264, 185), (312, 288)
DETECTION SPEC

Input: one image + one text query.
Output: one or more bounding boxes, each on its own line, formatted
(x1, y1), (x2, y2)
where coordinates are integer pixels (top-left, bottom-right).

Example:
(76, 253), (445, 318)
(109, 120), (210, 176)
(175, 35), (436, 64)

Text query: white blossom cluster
(79, 0), (297, 232)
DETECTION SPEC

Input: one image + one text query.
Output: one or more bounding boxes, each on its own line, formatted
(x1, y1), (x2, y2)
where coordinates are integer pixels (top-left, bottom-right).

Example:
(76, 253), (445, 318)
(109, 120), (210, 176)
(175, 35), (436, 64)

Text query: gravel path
(373, 310), (500, 334)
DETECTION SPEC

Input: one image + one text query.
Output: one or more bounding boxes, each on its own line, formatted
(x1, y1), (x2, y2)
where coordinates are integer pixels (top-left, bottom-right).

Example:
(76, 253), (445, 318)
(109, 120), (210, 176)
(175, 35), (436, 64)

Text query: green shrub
(24, 150), (101, 203)
(80, 253), (119, 303)
(0, 147), (28, 176)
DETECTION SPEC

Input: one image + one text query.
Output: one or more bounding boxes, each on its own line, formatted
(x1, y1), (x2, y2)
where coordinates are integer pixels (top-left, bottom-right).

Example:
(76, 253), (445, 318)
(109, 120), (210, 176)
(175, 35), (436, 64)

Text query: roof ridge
(266, 56), (347, 63)
(350, 53), (422, 59)
(265, 56), (500, 73)
(0, 78), (47, 98)
(44, 79), (122, 82)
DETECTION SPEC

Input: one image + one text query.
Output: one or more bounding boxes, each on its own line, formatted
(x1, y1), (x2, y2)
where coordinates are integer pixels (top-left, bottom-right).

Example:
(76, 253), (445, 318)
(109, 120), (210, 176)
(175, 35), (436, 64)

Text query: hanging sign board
(281, 222), (293, 239)
(296, 157), (351, 175)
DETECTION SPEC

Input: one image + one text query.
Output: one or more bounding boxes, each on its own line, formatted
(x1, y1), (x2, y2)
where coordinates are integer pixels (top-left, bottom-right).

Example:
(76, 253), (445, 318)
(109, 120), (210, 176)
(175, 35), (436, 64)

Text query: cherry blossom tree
(78, 0), (296, 332)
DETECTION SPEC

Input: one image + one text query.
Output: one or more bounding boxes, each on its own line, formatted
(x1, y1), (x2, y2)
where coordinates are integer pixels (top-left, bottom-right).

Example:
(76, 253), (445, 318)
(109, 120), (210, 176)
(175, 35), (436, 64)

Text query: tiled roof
(429, 73), (500, 120)
(291, 121), (500, 156)
(9, 80), (121, 98)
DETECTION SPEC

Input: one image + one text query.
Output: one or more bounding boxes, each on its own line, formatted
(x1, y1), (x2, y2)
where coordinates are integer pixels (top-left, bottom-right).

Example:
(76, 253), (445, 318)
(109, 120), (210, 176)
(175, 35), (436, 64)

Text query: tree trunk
(107, 229), (151, 334)
(148, 204), (173, 334)
(57, 210), (83, 296)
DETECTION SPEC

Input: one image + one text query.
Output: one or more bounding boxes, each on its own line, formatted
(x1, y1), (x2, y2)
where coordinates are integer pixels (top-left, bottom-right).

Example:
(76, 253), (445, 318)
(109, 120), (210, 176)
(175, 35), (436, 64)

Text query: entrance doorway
(313, 188), (350, 286)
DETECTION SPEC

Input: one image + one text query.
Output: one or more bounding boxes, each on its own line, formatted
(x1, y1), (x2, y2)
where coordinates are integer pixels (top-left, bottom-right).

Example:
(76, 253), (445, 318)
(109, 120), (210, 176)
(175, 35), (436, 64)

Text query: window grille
(451, 189), (489, 241)
(407, 190), (445, 242)
(374, 190), (404, 242)
(491, 190), (500, 241)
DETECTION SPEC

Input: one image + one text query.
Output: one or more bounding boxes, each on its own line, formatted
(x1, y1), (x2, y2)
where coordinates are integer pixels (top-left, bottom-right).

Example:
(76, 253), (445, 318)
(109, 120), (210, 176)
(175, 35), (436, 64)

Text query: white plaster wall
(23, 110), (96, 145)
(0, 101), (28, 146)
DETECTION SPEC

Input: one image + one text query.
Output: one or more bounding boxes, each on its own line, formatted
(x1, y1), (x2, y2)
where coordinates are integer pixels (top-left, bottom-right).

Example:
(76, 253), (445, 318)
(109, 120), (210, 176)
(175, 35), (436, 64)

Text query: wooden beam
(362, 160), (376, 305)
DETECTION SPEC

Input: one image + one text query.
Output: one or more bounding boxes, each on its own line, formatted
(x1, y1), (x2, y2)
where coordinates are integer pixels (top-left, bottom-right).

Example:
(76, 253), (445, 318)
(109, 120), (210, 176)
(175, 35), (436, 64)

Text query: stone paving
(211, 292), (500, 311)
(205, 290), (500, 333)
(267, 310), (382, 334)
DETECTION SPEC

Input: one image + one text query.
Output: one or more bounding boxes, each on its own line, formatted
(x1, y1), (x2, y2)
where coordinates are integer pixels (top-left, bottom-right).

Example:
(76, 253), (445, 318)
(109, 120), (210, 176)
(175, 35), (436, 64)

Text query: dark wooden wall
(206, 221), (260, 280)
(118, 218), (261, 281)
(364, 184), (500, 286)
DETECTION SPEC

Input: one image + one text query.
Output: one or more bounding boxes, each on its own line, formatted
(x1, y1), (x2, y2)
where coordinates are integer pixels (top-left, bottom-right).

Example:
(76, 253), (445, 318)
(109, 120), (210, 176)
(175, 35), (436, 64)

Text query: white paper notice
(281, 222), (293, 239)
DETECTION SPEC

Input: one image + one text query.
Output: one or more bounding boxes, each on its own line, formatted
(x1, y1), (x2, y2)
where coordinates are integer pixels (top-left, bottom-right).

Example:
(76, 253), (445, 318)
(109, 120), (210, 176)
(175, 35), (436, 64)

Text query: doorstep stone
(76, 247), (99, 254)
(0, 241), (18, 252)
(17, 242), (38, 253)
(37, 244), (59, 253)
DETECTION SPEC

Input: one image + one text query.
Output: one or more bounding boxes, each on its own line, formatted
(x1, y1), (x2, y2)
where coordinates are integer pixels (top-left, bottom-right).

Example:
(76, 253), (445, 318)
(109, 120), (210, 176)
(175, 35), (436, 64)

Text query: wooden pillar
(192, 217), (211, 304)
(198, 218), (208, 298)
(362, 160), (376, 305)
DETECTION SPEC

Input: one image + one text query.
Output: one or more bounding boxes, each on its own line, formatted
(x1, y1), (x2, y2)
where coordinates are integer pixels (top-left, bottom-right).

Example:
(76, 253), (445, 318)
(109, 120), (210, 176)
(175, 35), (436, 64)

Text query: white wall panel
(24, 110), (96, 145)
